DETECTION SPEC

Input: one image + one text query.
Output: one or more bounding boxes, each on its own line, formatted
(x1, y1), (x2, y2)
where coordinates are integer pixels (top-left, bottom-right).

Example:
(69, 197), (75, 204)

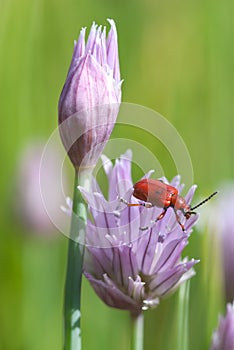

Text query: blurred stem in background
(64, 170), (91, 350)
(202, 225), (224, 346)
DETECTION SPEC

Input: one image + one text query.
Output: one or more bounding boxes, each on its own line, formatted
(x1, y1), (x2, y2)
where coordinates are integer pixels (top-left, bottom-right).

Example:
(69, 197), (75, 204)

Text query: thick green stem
(131, 313), (144, 350)
(63, 170), (91, 350)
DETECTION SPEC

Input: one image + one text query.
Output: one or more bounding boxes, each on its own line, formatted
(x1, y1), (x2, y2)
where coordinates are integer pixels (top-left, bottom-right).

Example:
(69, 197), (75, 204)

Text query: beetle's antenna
(190, 191), (218, 211)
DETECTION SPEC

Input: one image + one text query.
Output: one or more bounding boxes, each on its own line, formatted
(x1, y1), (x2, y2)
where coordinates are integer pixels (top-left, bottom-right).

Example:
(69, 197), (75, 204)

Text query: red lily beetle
(121, 179), (217, 231)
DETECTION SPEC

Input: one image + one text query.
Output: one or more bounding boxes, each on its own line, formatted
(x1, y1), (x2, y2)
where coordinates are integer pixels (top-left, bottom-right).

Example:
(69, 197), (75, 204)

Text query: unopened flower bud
(58, 19), (122, 170)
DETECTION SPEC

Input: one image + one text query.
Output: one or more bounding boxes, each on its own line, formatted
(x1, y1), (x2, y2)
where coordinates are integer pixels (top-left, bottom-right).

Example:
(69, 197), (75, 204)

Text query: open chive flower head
(79, 150), (199, 316)
(210, 303), (234, 350)
(58, 19), (122, 169)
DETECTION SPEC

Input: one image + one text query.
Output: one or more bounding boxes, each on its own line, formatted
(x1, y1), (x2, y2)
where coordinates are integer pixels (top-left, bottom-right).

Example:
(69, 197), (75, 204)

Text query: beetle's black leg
(174, 209), (185, 232)
(140, 208), (167, 231)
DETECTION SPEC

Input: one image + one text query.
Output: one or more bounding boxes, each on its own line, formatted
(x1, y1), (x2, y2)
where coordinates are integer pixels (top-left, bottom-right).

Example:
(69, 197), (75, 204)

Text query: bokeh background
(1, 0), (233, 349)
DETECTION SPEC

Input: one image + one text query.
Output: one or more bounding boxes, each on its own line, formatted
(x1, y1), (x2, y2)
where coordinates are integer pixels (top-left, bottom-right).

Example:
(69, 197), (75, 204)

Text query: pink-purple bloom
(15, 142), (68, 236)
(210, 303), (234, 350)
(79, 150), (199, 316)
(58, 19), (122, 169)
(199, 183), (234, 302)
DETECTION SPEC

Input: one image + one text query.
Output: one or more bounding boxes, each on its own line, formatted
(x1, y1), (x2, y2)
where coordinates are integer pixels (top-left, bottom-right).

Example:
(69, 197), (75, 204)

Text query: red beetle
(121, 179), (217, 231)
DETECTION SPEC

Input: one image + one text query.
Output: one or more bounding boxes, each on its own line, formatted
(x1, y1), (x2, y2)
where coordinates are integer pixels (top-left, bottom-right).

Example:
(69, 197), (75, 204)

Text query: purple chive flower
(15, 142), (68, 236)
(58, 19), (122, 169)
(210, 303), (234, 350)
(79, 150), (199, 316)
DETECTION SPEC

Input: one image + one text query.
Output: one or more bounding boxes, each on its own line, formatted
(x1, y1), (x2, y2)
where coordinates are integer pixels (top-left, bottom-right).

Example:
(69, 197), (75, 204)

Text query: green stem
(131, 313), (144, 350)
(63, 170), (91, 350)
(176, 280), (190, 350)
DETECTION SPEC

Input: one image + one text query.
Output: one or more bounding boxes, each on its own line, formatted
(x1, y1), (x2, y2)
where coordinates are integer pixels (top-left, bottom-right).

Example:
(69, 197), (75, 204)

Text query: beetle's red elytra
(121, 179), (217, 231)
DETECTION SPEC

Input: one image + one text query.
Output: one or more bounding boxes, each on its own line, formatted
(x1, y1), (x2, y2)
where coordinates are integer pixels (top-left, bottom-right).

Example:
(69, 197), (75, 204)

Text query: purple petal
(91, 25), (102, 61)
(184, 185), (197, 205)
(84, 272), (141, 315)
(100, 27), (107, 65)
(101, 154), (113, 178)
(133, 228), (159, 275)
(84, 247), (113, 277)
(85, 224), (115, 248)
(117, 205), (142, 243)
(85, 22), (98, 54)
(111, 245), (139, 288)
(170, 175), (181, 188)
(152, 238), (188, 274)
(106, 19), (120, 82)
(149, 260), (197, 296)
(106, 150), (133, 201)
(84, 248), (106, 276)
(210, 303), (234, 350)
(71, 27), (86, 71)
(184, 213), (199, 232)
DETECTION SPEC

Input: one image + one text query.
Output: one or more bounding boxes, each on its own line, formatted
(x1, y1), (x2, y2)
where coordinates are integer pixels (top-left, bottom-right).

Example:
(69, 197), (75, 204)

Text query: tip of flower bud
(107, 18), (117, 31)
(122, 149), (132, 160)
(79, 27), (86, 40)
(107, 18), (114, 24)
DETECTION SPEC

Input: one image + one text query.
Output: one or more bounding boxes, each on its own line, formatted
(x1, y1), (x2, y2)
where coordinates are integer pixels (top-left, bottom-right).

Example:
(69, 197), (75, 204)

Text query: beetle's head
(183, 191), (218, 220)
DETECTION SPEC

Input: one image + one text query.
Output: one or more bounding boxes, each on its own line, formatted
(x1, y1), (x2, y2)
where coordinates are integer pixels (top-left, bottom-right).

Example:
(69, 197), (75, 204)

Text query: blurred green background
(1, 0), (233, 349)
